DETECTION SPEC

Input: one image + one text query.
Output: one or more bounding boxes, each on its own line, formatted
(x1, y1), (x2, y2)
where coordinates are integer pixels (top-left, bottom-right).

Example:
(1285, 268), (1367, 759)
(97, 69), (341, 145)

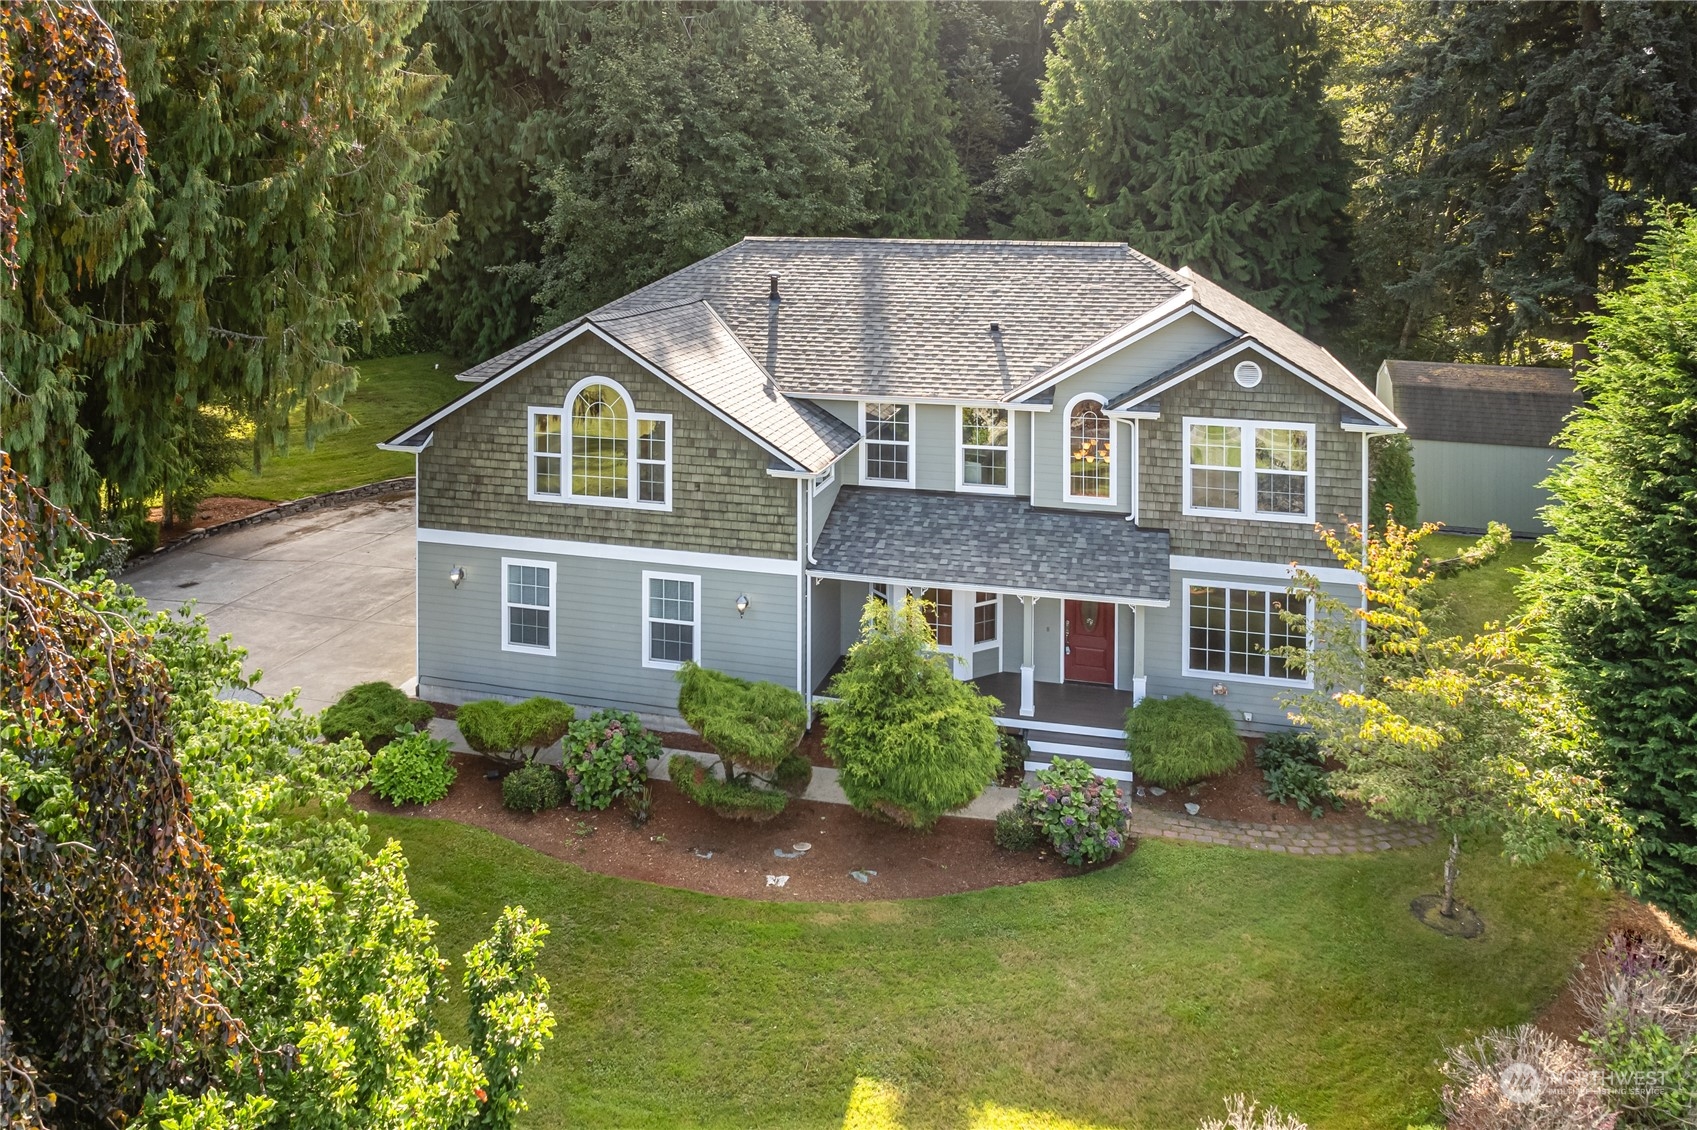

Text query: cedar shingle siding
(418, 334), (797, 560)
(1139, 353), (1360, 567)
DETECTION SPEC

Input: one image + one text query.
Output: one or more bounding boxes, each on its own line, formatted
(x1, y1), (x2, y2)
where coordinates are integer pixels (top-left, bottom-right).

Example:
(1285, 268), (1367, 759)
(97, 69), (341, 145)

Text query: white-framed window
(861, 402), (915, 486)
(530, 377), (671, 509)
(811, 462), (835, 497)
(957, 406), (1013, 493)
(642, 571), (699, 670)
(501, 557), (556, 656)
(1182, 417), (1314, 522)
(973, 591), (999, 646)
(1182, 581), (1309, 685)
(869, 581), (891, 605)
(918, 587), (954, 645)
(1064, 394), (1114, 503)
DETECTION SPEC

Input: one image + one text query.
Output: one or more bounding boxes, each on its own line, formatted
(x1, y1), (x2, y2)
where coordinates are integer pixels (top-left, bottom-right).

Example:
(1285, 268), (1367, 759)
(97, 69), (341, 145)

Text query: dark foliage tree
(1369, 433), (1419, 528)
(1357, 0), (1697, 364)
(1528, 209), (1697, 929)
(406, 1), (580, 363)
(524, 3), (868, 323)
(1008, 0), (1351, 331)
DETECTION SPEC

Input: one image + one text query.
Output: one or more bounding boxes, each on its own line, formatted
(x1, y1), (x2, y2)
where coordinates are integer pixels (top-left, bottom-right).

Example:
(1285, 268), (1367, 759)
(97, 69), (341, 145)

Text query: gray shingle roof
(811, 487), (1171, 603)
(592, 300), (858, 473)
(1378, 360), (1578, 447)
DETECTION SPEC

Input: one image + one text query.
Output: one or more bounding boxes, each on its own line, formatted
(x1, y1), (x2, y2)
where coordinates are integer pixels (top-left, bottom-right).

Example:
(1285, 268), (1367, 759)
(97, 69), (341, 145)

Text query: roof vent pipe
(768, 272), (780, 301)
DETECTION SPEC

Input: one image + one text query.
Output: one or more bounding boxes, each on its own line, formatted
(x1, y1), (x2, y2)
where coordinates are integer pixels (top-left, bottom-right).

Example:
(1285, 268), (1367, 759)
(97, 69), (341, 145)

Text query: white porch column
(1131, 605), (1148, 704)
(1018, 595), (1037, 717)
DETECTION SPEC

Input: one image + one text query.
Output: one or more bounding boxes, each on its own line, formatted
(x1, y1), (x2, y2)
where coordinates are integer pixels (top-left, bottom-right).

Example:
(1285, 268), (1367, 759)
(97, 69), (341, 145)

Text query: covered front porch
(972, 672), (1133, 733)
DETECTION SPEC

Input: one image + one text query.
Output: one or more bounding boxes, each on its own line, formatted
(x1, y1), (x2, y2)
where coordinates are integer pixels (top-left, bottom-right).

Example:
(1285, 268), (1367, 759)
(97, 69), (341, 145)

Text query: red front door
(1064, 600), (1114, 685)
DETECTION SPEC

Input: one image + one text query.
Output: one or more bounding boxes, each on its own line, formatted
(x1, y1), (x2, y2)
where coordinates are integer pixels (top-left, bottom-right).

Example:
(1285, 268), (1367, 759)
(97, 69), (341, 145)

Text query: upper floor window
(1183, 418), (1313, 521)
(530, 377), (670, 509)
(959, 407), (1012, 492)
(1184, 582), (1308, 685)
(862, 402), (914, 485)
(1066, 396), (1113, 502)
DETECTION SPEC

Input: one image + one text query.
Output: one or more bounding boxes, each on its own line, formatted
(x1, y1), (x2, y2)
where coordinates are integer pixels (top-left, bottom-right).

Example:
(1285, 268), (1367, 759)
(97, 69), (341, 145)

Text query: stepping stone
(849, 869), (877, 884)
(773, 848), (804, 859)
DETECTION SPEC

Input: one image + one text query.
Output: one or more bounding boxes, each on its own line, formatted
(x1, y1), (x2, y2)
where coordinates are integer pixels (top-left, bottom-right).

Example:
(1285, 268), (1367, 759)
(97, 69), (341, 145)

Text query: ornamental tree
(823, 595), (1003, 830)
(1282, 519), (1633, 922)
(675, 662), (806, 789)
(1528, 208), (1697, 928)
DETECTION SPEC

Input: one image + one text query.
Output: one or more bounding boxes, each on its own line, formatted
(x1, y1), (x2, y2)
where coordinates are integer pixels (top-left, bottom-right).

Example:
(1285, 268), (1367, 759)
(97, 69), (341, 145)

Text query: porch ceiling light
(735, 593), (751, 617)
(449, 565), (466, 589)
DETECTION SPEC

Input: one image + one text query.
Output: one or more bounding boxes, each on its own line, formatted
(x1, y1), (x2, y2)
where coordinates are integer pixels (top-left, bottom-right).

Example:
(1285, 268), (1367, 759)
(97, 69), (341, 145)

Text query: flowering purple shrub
(1018, 757), (1132, 866)
(563, 709), (661, 810)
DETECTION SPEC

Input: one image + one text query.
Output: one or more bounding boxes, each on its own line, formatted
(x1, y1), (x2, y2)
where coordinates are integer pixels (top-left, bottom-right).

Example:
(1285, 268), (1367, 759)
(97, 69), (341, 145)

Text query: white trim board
(419, 526), (802, 576)
(1168, 555), (1361, 587)
(806, 569), (1170, 609)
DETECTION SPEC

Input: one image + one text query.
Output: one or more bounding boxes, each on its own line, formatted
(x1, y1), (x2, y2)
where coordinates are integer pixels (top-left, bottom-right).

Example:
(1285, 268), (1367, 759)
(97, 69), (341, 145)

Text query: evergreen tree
(406, 1), (580, 364)
(1528, 209), (1697, 929)
(1361, 1), (1697, 363)
(804, 1), (968, 238)
(1009, 1), (1352, 331)
(0, 1), (452, 520)
(525, 3), (868, 323)
(1369, 433), (1418, 528)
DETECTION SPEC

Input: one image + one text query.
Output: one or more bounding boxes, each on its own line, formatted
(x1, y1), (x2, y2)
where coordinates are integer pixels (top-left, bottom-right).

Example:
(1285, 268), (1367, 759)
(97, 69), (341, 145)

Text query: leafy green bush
(674, 662), (806, 818)
(1256, 730), (1341, 818)
(770, 751), (813, 794)
(1018, 757), (1132, 866)
(823, 596), (1003, 829)
(999, 730), (1032, 781)
(993, 806), (1041, 852)
(321, 681), (434, 753)
(502, 762), (565, 813)
(1125, 694), (1244, 788)
(668, 755), (787, 822)
(370, 729), (456, 806)
(456, 697), (576, 764)
(563, 709), (659, 810)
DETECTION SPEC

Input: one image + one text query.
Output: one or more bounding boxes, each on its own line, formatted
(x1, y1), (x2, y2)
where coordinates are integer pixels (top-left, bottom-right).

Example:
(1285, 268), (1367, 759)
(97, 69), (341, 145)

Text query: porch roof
(810, 487), (1170, 603)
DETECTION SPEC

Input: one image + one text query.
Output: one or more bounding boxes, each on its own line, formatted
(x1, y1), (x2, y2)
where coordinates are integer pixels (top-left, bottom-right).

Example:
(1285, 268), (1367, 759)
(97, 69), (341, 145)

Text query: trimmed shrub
(993, 806), (1041, 852)
(370, 729), (456, 806)
(668, 755), (787, 822)
(1256, 730), (1340, 818)
(562, 709), (659, 810)
(1018, 757), (1132, 866)
(1125, 694), (1243, 788)
(321, 681), (434, 753)
(502, 762), (565, 813)
(824, 596), (1003, 829)
(674, 662), (807, 818)
(456, 697), (576, 764)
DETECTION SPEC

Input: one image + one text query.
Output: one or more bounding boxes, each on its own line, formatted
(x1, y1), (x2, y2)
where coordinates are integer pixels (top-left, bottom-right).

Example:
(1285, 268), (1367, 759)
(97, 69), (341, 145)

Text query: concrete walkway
(125, 496), (416, 714)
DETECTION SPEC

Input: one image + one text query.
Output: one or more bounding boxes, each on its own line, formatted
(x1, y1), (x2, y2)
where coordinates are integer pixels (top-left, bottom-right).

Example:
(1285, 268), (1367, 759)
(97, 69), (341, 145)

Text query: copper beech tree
(0, 450), (241, 1128)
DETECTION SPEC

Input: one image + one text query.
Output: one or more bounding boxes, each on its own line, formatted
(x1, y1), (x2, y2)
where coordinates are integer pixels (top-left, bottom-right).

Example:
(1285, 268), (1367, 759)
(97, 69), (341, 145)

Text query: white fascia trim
(1107, 409), (1161, 422)
(376, 434), (432, 453)
(419, 527), (803, 577)
(640, 569), (702, 671)
(1059, 392), (1118, 507)
(805, 569), (1170, 608)
(1181, 416), (1317, 524)
(1169, 555), (1362, 587)
(1116, 338), (1396, 428)
(1341, 422), (1407, 435)
(1009, 291), (1236, 402)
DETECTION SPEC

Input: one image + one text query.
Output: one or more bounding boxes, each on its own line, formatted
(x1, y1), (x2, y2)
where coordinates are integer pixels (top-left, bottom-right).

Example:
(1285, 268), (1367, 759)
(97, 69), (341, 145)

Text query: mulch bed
(149, 496), (275, 546)
(354, 752), (1117, 901)
(1132, 738), (1377, 828)
(1536, 900), (1697, 1042)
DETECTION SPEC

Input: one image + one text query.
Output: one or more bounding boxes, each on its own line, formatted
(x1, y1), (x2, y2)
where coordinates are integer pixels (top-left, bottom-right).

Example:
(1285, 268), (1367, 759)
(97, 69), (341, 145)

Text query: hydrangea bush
(1018, 757), (1132, 866)
(563, 709), (660, 810)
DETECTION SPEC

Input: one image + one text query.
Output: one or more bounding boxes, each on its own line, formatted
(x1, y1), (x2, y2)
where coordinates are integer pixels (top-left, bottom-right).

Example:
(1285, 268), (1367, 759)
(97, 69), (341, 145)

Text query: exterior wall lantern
(1211, 682), (1228, 697)
(735, 593), (751, 617)
(449, 565), (466, 588)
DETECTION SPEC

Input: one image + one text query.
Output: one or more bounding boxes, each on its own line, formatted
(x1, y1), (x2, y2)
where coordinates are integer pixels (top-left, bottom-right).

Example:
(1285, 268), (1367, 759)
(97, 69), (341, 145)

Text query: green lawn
(1420, 532), (1543, 638)
(372, 814), (1611, 1130)
(211, 353), (462, 501)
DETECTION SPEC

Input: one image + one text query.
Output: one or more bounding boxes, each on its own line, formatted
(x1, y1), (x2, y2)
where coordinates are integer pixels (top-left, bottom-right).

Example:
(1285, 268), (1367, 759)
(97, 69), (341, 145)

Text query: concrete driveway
(125, 496), (415, 714)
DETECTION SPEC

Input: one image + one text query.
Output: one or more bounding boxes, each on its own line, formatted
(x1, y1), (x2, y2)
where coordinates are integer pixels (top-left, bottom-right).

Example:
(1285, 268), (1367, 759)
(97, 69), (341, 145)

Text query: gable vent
(1233, 360), (1263, 389)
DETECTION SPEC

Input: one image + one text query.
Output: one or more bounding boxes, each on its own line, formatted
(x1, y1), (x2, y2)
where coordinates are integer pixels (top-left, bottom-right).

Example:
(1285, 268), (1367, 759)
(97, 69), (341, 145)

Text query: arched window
(572, 382), (630, 499)
(1067, 397), (1112, 500)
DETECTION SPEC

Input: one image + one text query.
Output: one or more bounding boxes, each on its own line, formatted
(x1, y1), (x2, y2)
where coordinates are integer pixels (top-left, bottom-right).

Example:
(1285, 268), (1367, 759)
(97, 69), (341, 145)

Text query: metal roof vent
(1233, 359), (1264, 389)
(768, 272), (780, 301)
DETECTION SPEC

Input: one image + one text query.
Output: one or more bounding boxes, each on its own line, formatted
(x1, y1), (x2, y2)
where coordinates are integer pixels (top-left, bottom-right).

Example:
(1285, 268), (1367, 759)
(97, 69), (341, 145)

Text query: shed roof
(1378, 360), (1578, 447)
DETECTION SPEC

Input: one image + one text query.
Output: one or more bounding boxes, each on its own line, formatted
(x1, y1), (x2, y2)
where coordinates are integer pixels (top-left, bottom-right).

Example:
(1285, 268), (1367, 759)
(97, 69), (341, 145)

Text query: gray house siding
(1137, 352), (1363, 568)
(806, 397), (1038, 499)
(418, 331), (797, 560)
(1413, 439), (1565, 535)
(416, 540), (798, 721)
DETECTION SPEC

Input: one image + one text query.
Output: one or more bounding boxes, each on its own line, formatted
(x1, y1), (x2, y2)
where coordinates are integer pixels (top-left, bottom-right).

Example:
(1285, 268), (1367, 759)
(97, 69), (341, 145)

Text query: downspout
(797, 478), (811, 722)
(1359, 432), (1370, 653)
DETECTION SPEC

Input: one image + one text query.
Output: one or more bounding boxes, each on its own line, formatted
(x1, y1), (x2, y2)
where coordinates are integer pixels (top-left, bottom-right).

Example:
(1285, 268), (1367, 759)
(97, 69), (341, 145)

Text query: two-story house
(382, 238), (1402, 779)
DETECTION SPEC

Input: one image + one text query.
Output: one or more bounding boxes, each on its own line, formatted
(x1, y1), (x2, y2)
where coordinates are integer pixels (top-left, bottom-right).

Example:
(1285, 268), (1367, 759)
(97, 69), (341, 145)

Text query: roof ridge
(590, 297), (709, 322)
(738, 235), (1134, 249)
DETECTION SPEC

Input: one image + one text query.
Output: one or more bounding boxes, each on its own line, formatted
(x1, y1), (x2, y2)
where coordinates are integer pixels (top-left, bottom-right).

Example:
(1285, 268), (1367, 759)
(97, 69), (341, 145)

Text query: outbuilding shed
(1374, 360), (1580, 535)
